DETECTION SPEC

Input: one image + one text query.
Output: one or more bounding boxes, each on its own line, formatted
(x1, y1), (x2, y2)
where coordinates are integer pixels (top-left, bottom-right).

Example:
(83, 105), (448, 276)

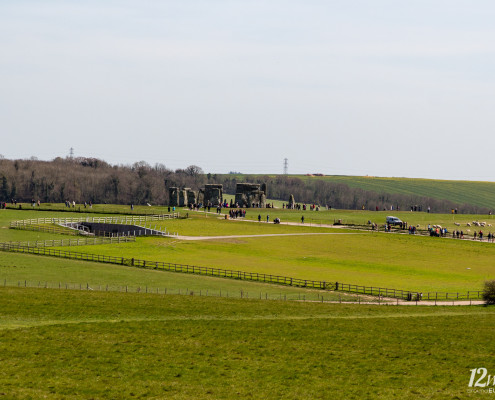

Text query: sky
(1, 1), (495, 180)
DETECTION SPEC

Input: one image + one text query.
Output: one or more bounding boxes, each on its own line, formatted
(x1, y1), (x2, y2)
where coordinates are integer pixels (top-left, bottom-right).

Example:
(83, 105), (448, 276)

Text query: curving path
(171, 232), (364, 241)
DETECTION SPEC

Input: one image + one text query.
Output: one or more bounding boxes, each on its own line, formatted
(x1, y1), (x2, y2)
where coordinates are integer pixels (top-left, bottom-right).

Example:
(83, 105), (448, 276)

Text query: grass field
(205, 207), (495, 237)
(1, 287), (494, 399)
(0, 251), (364, 302)
(3, 208), (495, 293)
(2, 205), (495, 398)
(224, 173), (495, 210)
(65, 230), (495, 293)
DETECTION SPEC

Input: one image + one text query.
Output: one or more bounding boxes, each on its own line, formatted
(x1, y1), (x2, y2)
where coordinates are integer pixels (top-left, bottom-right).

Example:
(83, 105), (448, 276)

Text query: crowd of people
(284, 203), (329, 211)
(229, 209), (246, 219)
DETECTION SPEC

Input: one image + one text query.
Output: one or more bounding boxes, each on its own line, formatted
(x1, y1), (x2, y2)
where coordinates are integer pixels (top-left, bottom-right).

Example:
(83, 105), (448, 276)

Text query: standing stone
(197, 189), (205, 205)
(289, 194), (295, 209)
(169, 187), (179, 207)
(235, 183), (267, 208)
(204, 184), (223, 206)
(186, 189), (197, 206)
(178, 189), (188, 207)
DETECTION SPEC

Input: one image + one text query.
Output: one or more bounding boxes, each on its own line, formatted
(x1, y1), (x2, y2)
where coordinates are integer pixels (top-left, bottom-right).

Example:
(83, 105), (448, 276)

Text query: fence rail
(10, 223), (81, 235)
(9, 213), (180, 228)
(0, 280), (397, 304)
(3, 236), (136, 248)
(0, 243), (481, 301)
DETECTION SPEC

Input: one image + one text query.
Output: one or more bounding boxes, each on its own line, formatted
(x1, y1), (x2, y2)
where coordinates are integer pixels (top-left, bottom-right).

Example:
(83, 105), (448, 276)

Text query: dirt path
(171, 232), (363, 241)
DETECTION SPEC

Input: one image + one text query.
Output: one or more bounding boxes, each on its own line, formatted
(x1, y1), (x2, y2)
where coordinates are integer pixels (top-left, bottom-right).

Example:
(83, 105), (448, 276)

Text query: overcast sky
(2, 1), (495, 180)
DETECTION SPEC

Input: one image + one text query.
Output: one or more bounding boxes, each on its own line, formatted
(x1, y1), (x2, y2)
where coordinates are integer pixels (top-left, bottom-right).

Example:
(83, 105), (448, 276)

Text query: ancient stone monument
(186, 188), (197, 205)
(169, 187), (197, 207)
(178, 189), (188, 207)
(169, 187), (180, 207)
(234, 183), (267, 208)
(289, 194), (295, 209)
(204, 184), (223, 206)
(169, 185), (223, 206)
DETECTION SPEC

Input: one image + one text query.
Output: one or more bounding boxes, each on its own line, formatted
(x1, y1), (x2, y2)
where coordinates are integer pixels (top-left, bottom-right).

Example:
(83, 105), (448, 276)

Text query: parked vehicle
(386, 216), (402, 226)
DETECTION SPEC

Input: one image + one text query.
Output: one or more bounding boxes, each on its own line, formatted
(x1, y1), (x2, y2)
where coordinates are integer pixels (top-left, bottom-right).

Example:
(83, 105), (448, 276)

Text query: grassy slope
(225, 173), (495, 209)
(0, 288), (494, 399)
(204, 208), (495, 236)
(0, 252), (361, 302)
(69, 232), (495, 293)
(3, 208), (495, 293)
(310, 175), (495, 209)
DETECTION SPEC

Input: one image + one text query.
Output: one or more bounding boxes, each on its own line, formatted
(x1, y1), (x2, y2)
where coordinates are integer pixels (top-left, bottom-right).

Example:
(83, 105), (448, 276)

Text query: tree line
(0, 157), (488, 213)
(0, 157), (206, 205)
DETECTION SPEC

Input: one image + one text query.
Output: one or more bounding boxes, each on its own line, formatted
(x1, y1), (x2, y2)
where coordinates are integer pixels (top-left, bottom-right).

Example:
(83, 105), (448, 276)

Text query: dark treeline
(0, 157), (206, 205)
(0, 157), (488, 213)
(216, 175), (489, 214)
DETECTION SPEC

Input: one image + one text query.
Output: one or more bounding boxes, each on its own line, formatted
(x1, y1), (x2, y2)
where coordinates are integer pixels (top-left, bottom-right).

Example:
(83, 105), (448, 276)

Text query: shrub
(482, 280), (495, 305)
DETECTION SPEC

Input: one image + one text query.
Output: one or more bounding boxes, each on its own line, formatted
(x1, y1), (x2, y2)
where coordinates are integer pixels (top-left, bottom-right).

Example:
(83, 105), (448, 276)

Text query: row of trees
(0, 157), (487, 213)
(0, 157), (206, 205)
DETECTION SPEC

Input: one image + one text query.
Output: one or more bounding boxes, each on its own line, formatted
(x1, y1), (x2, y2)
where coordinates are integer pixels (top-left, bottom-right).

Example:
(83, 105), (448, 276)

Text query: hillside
(304, 175), (495, 210)
(220, 174), (495, 212)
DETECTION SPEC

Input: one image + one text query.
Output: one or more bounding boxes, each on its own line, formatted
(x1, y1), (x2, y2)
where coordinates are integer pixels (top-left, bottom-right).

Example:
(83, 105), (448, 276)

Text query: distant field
(1, 288), (494, 399)
(224, 173), (495, 210)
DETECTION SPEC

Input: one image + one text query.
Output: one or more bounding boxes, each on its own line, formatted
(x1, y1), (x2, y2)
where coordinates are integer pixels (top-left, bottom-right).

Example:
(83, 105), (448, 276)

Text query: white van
(386, 216), (402, 226)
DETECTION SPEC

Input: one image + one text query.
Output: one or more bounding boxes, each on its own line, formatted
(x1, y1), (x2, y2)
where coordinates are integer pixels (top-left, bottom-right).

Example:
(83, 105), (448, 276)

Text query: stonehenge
(288, 194), (295, 209)
(170, 182), (268, 208)
(234, 183), (266, 208)
(204, 184), (223, 206)
(169, 184), (223, 207)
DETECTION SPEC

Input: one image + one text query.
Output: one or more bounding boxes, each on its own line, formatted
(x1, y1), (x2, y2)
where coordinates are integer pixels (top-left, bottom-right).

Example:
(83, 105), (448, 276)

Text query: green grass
(152, 211), (349, 236)
(0, 287), (494, 399)
(310, 175), (495, 210)
(63, 230), (495, 294)
(3, 202), (172, 215)
(210, 207), (495, 238)
(225, 173), (495, 210)
(3, 208), (495, 294)
(0, 252), (363, 302)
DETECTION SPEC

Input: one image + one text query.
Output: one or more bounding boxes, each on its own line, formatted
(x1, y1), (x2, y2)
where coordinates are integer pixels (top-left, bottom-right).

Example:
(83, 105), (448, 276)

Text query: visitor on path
(258, 214), (261, 222)
(301, 216), (304, 224)
(266, 215), (269, 223)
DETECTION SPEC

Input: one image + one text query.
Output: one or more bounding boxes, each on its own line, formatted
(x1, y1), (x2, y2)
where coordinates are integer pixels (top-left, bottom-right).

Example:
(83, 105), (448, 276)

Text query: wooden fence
(4, 236), (136, 248)
(9, 224), (80, 235)
(0, 243), (479, 301)
(9, 213), (180, 228)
